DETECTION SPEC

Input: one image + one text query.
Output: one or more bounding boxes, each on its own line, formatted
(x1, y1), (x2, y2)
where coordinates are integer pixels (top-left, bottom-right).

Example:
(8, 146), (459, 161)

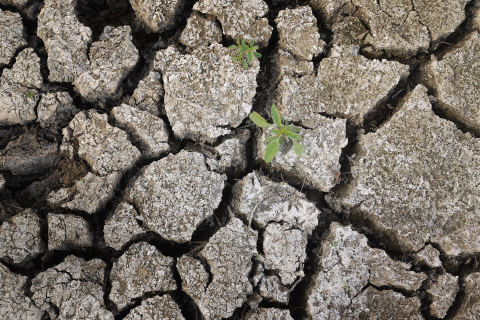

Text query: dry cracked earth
(1, 0), (480, 319)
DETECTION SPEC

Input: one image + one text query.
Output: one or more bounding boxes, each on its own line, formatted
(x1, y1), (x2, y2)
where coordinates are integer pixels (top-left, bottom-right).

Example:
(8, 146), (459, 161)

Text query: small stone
(31, 255), (113, 320)
(155, 44), (259, 142)
(426, 273), (459, 318)
(275, 6), (324, 61)
(0, 0), (29, 9)
(0, 263), (44, 320)
(193, 0), (272, 47)
(129, 0), (185, 33)
(415, 245), (442, 268)
(47, 213), (93, 250)
(124, 294), (185, 320)
(327, 85), (480, 256)
(104, 202), (146, 251)
(0, 134), (59, 175)
(112, 104), (170, 158)
(453, 273), (480, 319)
(129, 70), (164, 117)
(245, 308), (294, 320)
(275, 53), (409, 124)
(343, 286), (423, 319)
(0, 209), (44, 265)
(127, 150), (225, 243)
(306, 222), (426, 319)
(74, 26), (139, 102)
(38, 0), (92, 82)
(0, 174), (4, 193)
(180, 12), (222, 49)
(48, 172), (121, 214)
(62, 110), (141, 176)
(205, 129), (250, 174)
(37, 92), (79, 131)
(0, 48), (42, 126)
(0, 9), (27, 66)
(110, 242), (177, 311)
(256, 117), (347, 192)
(177, 218), (257, 320)
(259, 275), (290, 304)
(422, 32), (480, 132)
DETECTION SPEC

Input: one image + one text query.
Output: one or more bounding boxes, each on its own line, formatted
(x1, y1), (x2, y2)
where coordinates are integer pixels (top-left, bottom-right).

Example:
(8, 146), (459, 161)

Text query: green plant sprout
(343, 280), (352, 291)
(330, 239), (341, 248)
(26, 91), (35, 99)
(249, 104), (305, 164)
(230, 38), (261, 69)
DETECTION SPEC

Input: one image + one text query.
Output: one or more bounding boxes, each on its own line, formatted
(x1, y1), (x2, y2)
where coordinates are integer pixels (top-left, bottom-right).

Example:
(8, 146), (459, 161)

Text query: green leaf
(271, 104), (282, 127)
(231, 57), (238, 61)
(241, 38), (246, 45)
(248, 51), (253, 62)
(254, 52), (262, 58)
(264, 139), (280, 163)
(264, 136), (277, 143)
(285, 130), (302, 140)
(270, 128), (280, 134)
(292, 140), (305, 158)
(279, 137), (284, 145)
(249, 112), (271, 127)
(229, 45), (237, 49)
(242, 59), (248, 69)
(251, 46), (258, 51)
(250, 40), (254, 46)
(239, 47), (247, 54)
(291, 126), (302, 132)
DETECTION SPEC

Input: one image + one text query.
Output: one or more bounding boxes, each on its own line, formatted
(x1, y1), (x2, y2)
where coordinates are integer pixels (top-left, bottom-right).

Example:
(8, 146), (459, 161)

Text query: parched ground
(1, 0), (480, 319)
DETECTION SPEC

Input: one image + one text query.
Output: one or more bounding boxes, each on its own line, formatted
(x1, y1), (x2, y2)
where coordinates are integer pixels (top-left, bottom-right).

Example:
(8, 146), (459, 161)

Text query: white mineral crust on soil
(193, 0), (272, 47)
(0, 263), (44, 320)
(275, 6), (324, 61)
(109, 242), (177, 311)
(180, 12), (222, 49)
(47, 213), (93, 250)
(155, 44), (259, 142)
(112, 104), (170, 158)
(0, 209), (45, 265)
(0, 48), (43, 126)
(74, 26), (139, 102)
(104, 202), (146, 251)
(123, 294), (185, 320)
(177, 218), (258, 320)
(205, 129), (251, 174)
(129, 0), (186, 33)
(0, 9), (26, 66)
(127, 150), (225, 243)
(422, 32), (480, 132)
(245, 308), (294, 320)
(327, 85), (480, 256)
(31, 255), (113, 320)
(38, 0), (92, 82)
(307, 222), (426, 319)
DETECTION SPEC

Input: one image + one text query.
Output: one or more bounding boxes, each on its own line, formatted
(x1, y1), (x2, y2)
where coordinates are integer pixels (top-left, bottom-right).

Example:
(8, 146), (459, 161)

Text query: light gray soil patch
(104, 202), (146, 251)
(453, 273), (480, 319)
(0, 9), (26, 67)
(124, 294), (185, 320)
(47, 213), (93, 250)
(129, 0), (186, 33)
(180, 12), (222, 49)
(37, 92), (79, 132)
(426, 273), (459, 318)
(245, 308), (294, 320)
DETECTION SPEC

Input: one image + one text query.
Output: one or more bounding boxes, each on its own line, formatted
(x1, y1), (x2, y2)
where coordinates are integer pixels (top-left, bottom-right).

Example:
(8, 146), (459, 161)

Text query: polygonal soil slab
(307, 222), (426, 319)
(275, 52), (409, 125)
(193, 0), (272, 47)
(256, 116), (347, 192)
(422, 32), (480, 132)
(38, 0), (92, 82)
(0, 48), (42, 126)
(453, 273), (480, 319)
(327, 85), (480, 255)
(127, 150), (225, 243)
(426, 273), (459, 318)
(129, 0), (186, 33)
(31, 255), (113, 320)
(124, 294), (185, 320)
(104, 202), (146, 251)
(47, 213), (92, 250)
(177, 218), (258, 320)
(180, 12), (222, 49)
(0, 9), (26, 66)
(37, 92), (79, 132)
(0, 209), (45, 265)
(155, 44), (259, 142)
(245, 308), (294, 320)
(109, 242), (177, 311)
(0, 263), (44, 320)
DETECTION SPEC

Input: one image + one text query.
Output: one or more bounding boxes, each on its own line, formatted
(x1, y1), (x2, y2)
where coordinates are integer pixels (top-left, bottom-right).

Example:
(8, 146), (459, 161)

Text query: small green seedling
(330, 239), (341, 248)
(230, 38), (261, 69)
(249, 104), (305, 163)
(343, 280), (352, 291)
(26, 91), (35, 99)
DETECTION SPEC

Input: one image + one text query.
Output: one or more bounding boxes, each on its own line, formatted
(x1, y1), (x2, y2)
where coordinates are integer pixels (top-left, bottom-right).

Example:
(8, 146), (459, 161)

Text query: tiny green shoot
(230, 38), (261, 69)
(26, 91), (35, 99)
(343, 280), (352, 291)
(249, 104), (305, 163)
(330, 239), (341, 248)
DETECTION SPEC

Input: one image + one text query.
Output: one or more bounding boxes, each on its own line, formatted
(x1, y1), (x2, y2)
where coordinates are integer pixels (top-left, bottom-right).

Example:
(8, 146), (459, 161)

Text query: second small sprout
(230, 38), (261, 69)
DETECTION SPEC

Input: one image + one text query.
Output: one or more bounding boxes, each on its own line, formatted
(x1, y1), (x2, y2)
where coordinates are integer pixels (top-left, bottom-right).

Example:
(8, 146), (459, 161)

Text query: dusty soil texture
(1, 0), (480, 319)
